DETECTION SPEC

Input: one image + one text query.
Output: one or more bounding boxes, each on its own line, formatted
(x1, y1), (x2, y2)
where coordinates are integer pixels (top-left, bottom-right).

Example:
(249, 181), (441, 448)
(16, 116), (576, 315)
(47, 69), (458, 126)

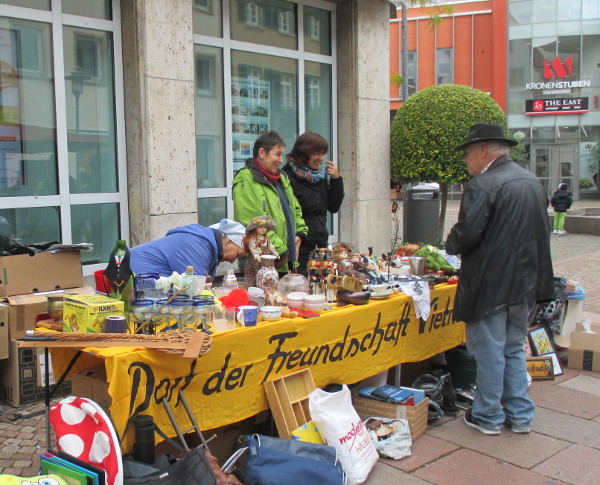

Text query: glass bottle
(223, 269), (238, 289)
(256, 254), (279, 293)
(181, 265), (199, 297)
(106, 239), (134, 326)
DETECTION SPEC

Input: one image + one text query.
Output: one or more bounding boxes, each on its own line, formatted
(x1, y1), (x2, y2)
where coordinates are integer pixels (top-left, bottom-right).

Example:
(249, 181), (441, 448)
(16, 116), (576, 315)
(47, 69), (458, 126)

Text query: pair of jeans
(465, 303), (535, 429)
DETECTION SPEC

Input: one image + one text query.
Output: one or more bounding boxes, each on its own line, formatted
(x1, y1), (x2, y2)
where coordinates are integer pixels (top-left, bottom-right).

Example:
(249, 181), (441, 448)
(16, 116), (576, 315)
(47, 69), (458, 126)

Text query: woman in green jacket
(233, 131), (308, 271)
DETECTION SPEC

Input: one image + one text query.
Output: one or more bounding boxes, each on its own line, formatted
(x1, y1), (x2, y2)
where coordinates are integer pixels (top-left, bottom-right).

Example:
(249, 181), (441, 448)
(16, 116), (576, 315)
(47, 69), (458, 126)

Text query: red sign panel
(525, 98), (588, 115)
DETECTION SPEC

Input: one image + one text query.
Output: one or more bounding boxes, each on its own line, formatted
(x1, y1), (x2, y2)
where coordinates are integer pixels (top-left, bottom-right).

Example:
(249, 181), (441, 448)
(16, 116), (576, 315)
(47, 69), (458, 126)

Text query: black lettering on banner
(203, 352), (254, 395)
(127, 362), (154, 417)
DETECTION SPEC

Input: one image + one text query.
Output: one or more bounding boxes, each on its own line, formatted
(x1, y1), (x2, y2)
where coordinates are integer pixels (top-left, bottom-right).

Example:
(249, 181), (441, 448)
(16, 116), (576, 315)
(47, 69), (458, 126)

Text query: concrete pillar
(336, 0), (392, 257)
(121, 0), (197, 246)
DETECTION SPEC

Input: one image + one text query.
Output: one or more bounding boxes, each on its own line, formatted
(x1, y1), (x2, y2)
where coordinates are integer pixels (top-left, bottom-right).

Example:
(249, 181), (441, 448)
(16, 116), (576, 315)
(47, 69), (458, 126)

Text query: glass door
(531, 144), (579, 199)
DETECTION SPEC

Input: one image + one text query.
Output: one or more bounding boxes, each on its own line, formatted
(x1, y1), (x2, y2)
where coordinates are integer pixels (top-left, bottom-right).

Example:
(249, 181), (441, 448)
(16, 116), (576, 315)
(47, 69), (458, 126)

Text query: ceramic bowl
(304, 294), (326, 304)
(304, 301), (326, 312)
(370, 284), (389, 296)
(286, 291), (308, 309)
(260, 305), (282, 321)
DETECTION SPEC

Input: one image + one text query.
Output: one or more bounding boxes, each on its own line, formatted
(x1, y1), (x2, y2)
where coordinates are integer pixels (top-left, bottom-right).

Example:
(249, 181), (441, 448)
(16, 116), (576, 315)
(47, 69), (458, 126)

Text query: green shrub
(391, 84), (508, 185)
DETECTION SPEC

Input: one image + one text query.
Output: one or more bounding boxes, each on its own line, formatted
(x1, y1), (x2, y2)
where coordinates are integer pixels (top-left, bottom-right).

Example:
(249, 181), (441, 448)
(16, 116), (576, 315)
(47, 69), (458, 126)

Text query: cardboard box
(567, 323), (600, 371)
(71, 364), (111, 412)
(0, 339), (71, 407)
(4, 286), (95, 340)
(0, 251), (83, 297)
(0, 304), (8, 359)
(63, 294), (125, 333)
(352, 394), (429, 441)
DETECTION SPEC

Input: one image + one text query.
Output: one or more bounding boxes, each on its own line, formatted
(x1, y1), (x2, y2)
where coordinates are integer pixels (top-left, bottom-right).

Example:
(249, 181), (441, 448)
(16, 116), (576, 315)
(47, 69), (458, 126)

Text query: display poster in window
(0, 28), (24, 188)
(231, 76), (270, 173)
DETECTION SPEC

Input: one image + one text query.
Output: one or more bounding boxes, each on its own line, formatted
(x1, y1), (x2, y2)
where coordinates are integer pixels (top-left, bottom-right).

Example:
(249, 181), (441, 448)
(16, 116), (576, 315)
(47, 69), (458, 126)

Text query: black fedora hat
(455, 123), (518, 151)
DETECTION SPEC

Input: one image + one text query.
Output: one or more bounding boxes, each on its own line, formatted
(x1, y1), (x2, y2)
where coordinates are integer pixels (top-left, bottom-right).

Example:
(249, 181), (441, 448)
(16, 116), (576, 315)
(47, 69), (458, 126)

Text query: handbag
(226, 434), (346, 485)
(123, 447), (216, 485)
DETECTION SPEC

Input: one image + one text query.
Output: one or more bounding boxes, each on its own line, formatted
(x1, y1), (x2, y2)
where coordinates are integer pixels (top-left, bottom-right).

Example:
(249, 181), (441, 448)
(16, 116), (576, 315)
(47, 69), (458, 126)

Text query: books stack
(40, 451), (105, 485)
(357, 384), (426, 406)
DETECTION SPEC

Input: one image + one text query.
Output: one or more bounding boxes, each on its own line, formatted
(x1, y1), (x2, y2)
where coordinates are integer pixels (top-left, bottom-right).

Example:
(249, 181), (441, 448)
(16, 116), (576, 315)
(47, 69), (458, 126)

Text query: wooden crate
(263, 368), (316, 439)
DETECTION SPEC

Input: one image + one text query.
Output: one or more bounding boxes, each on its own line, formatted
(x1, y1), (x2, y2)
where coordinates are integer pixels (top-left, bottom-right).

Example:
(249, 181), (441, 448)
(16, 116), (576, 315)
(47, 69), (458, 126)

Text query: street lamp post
(67, 66), (86, 132)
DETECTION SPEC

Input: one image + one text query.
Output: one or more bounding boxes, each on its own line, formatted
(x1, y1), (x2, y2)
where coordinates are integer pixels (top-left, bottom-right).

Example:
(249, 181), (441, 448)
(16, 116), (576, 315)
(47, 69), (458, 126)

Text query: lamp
(66, 66), (88, 132)
(513, 130), (526, 142)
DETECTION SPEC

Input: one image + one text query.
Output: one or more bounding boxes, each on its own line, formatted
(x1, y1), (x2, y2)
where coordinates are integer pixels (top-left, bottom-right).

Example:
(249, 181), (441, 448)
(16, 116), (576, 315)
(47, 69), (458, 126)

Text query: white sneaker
(552, 229), (558, 234)
(559, 230), (567, 235)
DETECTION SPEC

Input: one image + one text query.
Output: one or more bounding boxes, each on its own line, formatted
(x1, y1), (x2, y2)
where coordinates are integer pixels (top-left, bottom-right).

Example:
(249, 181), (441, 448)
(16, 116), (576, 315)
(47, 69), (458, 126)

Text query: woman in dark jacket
(281, 132), (345, 273)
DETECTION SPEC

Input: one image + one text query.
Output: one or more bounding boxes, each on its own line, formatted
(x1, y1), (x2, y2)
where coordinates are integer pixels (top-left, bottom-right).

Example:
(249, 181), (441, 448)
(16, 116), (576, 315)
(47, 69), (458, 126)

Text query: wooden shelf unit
(263, 368), (316, 439)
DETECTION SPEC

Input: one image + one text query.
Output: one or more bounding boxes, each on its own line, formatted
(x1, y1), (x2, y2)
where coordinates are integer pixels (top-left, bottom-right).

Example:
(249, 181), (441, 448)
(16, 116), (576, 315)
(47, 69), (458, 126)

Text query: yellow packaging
(63, 294), (125, 333)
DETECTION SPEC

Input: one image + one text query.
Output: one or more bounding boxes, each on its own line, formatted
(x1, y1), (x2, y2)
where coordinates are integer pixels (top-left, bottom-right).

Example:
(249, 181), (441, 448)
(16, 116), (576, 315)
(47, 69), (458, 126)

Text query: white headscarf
(209, 219), (245, 248)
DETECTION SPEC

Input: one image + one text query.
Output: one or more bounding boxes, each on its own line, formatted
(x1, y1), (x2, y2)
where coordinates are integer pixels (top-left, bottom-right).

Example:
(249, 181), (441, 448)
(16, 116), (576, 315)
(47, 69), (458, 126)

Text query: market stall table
(49, 283), (464, 452)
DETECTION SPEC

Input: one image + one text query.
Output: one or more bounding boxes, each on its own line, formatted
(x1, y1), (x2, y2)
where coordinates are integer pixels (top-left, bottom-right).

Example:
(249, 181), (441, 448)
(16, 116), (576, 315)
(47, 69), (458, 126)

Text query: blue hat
(558, 183), (568, 190)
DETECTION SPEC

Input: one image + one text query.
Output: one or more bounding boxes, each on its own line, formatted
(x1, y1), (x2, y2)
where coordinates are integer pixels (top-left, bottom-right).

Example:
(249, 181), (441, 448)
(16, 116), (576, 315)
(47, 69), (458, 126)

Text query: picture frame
(526, 356), (554, 380)
(528, 325), (555, 356)
(546, 352), (563, 376)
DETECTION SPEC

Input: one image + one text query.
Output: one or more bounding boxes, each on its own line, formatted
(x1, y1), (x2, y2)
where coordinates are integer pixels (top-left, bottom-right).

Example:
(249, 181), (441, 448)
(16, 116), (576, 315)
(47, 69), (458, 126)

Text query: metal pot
(46, 295), (65, 321)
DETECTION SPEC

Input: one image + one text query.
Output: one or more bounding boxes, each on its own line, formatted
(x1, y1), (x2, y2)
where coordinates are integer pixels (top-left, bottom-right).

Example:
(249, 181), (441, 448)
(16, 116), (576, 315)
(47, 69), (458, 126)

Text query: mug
(260, 306), (282, 321)
(237, 305), (259, 327)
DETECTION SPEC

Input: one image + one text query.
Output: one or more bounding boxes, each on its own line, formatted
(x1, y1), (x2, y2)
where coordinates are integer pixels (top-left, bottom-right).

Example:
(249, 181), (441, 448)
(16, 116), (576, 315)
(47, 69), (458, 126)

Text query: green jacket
(233, 159), (308, 258)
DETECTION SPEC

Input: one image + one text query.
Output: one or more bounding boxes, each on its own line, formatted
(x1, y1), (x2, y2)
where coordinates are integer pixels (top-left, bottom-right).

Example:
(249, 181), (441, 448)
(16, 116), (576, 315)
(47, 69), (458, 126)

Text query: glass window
(230, 0), (297, 50)
(62, 0), (112, 20)
(533, 0), (557, 23)
(198, 197), (227, 227)
(406, 50), (417, 97)
(305, 61), (331, 144)
(0, 0), (49, 10)
(557, 36), (581, 78)
(195, 45), (224, 188)
(509, 1), (532, 25)
(581, 35), (600, 105)
(193, 0), (222, 37)
(582, 0), (600, 19)
(71, 203), (119, 264)
(304, 5), (331, 55)
(0, 207), (60, 244)
(436, 48), (452, 84)
(532, 37), (556, 81)
(558, 1), (581, 20)
(231, 50), (298, 173)
(63, 27), (117, 194)
(0, 20), (57, 198)
(509, 39), (532, 90)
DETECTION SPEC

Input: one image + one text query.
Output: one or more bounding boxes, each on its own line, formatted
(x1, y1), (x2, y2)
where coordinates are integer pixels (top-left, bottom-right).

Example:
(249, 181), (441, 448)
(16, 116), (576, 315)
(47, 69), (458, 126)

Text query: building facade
(390, 0), (600, 200)
(0, 0), (393, 274)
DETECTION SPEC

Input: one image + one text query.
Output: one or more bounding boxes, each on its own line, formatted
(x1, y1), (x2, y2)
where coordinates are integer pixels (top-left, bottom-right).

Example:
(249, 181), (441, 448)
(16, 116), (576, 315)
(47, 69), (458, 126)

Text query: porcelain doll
(243, 215), (279, 286)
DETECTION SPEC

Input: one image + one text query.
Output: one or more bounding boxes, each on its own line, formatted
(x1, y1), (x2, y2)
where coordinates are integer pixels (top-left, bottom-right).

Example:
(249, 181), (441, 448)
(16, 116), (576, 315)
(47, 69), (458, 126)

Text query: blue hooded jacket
(129, 224), (221, 279)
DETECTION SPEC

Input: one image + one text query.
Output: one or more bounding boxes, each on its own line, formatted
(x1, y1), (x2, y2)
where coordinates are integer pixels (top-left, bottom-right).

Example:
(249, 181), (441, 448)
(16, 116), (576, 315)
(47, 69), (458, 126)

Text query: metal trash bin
(403, 184), (440, 244)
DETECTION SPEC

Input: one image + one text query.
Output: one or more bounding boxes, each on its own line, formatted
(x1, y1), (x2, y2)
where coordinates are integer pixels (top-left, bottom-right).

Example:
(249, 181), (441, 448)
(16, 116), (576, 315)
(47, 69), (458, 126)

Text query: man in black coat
(446, 123), (555, 436)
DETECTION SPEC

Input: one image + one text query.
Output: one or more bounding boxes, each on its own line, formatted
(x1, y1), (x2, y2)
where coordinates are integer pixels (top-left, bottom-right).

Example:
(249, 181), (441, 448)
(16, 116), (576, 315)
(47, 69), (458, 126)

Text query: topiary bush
(391, 84), (509, 184)
(391, 84), (510, 241)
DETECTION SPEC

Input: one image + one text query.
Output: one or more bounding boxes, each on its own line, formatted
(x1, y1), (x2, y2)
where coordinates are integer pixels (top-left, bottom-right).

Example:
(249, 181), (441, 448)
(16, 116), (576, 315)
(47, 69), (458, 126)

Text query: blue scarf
(287, 159), (326, 184)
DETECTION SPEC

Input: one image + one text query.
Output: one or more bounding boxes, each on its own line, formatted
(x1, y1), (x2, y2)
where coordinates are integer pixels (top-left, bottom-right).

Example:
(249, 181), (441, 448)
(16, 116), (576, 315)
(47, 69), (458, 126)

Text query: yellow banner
(54, 284), (464, 452)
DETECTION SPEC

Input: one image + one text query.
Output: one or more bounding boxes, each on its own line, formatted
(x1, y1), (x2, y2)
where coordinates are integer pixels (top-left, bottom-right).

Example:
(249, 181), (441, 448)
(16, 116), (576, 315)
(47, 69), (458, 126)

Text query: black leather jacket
(446, 156), (555, 323)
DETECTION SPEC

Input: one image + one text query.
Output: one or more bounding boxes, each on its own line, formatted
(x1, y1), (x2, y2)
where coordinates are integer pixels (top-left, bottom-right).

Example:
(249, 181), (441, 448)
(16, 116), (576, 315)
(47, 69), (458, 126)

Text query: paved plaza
(2, 199), (600, 483)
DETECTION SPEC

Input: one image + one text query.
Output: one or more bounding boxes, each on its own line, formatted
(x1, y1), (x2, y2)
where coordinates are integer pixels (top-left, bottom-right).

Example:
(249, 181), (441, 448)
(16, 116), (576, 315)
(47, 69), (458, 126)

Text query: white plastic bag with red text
(308, 385), (378, 485)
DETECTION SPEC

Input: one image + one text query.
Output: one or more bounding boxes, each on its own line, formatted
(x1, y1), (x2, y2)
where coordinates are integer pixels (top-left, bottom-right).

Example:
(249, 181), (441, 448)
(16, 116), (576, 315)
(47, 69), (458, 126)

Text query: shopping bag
(364, 417), (412, 460)
(308, 385), (378, 485)
(225, 434), (345, 485)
